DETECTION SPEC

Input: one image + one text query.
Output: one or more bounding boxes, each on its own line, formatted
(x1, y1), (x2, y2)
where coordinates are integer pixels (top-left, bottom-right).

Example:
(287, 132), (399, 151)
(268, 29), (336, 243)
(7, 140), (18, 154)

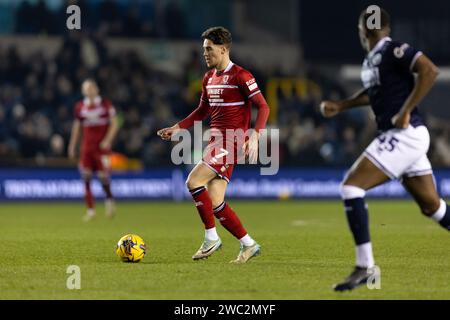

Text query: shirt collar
(223, 61), (234, 73)
(368, 37), (392, 57)
(215, 61), (234, 76)
(83, 96), (101, 106)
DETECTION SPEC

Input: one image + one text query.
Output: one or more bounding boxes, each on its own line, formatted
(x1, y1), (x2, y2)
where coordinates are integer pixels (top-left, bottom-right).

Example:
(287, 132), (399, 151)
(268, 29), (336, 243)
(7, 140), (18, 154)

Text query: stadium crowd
(14, 0), (190, 39)
(1, 32), (450, 168)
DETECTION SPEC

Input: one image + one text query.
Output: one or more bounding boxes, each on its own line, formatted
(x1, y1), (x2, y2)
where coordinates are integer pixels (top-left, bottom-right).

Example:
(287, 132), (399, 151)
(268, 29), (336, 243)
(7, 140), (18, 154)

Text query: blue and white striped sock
(431, 199), (450, 231)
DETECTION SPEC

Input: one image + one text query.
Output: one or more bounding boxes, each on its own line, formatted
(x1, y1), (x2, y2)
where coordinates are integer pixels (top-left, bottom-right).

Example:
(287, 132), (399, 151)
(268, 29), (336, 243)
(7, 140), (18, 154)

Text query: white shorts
(363, 125), (433, 179)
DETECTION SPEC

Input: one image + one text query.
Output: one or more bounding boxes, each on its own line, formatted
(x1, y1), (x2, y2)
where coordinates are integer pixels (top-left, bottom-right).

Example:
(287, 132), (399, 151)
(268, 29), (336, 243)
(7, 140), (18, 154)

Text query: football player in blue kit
(320, 7), (449, 291)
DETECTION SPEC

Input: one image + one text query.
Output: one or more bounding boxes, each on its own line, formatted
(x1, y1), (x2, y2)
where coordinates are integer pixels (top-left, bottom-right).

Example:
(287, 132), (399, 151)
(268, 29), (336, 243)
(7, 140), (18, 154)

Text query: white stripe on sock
(431, 199), (447, 222)
(340, 185), (366, 200)
(190, 187), (205, 196)
(356, 242), (375, 268)
(213, 202), (225, 214)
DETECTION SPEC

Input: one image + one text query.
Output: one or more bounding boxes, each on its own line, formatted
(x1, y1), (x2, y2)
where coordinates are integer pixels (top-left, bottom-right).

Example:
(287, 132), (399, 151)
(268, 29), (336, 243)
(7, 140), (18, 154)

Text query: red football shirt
(178, 61), (269, 132)
(74, 96), (116, 152)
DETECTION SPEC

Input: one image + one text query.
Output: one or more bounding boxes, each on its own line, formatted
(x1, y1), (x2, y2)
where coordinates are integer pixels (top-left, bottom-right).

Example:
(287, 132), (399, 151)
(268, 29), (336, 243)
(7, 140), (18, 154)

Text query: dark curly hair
(201, 26), (232, 49)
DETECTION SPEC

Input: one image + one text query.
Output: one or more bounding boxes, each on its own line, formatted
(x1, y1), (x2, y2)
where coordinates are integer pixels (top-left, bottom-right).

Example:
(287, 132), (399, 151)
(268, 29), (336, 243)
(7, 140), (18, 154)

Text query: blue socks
(344, 198), (370, 245)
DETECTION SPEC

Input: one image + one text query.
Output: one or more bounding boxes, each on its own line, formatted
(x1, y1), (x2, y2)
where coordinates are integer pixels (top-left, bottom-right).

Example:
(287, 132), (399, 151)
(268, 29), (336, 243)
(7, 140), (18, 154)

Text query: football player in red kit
(68, 79), (119, 221)
(158, 27), (270, 263)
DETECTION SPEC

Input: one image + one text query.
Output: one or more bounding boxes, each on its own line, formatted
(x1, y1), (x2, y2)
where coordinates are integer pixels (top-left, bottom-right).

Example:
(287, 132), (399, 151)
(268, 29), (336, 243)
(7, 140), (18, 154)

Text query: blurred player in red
(68, 79), (119, 221)
(158, 27), (270, 263)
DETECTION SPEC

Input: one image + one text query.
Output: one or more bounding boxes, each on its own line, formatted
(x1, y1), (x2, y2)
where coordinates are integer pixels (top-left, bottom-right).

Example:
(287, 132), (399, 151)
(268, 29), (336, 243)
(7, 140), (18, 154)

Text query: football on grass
(116, 234), (147, 262)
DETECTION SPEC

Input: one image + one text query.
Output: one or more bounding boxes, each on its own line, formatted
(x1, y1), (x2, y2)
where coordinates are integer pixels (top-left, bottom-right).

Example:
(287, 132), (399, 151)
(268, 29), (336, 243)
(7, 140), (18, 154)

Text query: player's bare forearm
(400, 55), (439, 114)
(339, 88), (370, 110)
(320, 88), (369, 118)
(99, 116), (119, 150)
(104, 116), (120, 144)
(68, 120), (81, 158)
(157, 123), (180, 141)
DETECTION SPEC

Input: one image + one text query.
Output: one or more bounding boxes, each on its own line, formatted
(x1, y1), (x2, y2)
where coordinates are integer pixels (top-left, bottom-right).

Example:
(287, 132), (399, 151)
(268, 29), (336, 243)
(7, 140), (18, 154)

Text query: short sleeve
(238, 70), (261, 99)
(392, 42), (422, 72)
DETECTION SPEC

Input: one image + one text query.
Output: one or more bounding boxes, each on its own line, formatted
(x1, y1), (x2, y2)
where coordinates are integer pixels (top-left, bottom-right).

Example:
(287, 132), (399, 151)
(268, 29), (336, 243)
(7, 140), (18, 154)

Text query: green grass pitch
(0, 200), (449, 300)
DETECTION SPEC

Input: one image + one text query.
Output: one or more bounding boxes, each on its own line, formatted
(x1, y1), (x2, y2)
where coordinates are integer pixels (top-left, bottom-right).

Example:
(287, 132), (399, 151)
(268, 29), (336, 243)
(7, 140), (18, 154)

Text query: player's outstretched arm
(157, 98), (209, 141)
(392, 54), (440, 129)
(68, 119), (81, 159)
(320, 88), (370, 118)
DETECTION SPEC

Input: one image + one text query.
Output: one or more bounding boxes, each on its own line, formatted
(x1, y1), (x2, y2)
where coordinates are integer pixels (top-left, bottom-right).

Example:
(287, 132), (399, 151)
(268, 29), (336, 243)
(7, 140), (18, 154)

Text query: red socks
(213, 202), (247, 239)
(189, 187), (215, 229)
(102, 182), (113, 199)
(84, 180), (94, 209)
(190, 187), (247, 239)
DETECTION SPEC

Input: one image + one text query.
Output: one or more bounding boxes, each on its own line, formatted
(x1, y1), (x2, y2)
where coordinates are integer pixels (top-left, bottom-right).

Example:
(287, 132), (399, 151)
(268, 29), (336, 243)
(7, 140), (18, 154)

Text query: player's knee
(99, 177), (110, 186)
(186, 176), (201, 190)
(210, 195), (225, 209)
(340, 184), (366, 200)
(81, 171), (93, 182)
(98, 172), (110, 185)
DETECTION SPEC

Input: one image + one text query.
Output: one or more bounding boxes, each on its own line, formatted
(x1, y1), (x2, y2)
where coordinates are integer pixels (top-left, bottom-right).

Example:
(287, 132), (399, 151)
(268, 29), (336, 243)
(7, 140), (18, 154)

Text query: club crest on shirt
(222, 75), (229, 84)
(371, 53), (382, 66)
(361, 60), (380, 89)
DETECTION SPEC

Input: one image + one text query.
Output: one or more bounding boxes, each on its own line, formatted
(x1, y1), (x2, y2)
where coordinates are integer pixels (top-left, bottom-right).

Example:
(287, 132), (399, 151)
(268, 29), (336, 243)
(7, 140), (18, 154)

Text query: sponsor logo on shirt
(246, 78), (258, 91)
(372, 53), (382, 66)
(246, 79), (255, 86)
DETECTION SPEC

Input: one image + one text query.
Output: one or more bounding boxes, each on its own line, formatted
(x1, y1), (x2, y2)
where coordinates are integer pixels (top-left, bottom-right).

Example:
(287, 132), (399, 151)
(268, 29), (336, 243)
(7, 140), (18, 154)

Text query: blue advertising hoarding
(1, 168), (450, 200)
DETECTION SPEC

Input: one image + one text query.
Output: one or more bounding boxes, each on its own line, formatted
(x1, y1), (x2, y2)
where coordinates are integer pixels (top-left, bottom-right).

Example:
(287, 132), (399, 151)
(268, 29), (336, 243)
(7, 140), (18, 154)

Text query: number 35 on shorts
(376, 134), (399, 153)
